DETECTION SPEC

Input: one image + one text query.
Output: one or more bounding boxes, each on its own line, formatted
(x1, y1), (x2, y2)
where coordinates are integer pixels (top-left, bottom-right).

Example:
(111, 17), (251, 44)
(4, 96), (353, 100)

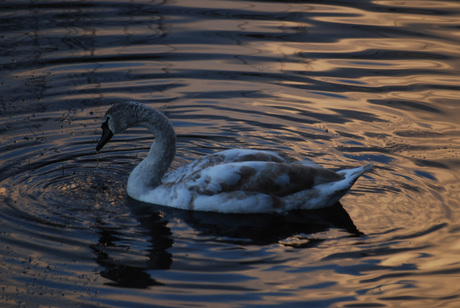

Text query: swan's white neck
(126, 108), (176, 199)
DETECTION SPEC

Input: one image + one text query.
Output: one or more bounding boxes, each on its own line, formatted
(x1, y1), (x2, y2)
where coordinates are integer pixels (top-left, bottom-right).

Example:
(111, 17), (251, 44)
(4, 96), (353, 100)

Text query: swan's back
(148, 149), (372, 213)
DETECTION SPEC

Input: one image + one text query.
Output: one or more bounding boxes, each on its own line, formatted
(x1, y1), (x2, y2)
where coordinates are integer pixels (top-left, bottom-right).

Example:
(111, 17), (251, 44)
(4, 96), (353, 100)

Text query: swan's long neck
(127, 107), (176, 198)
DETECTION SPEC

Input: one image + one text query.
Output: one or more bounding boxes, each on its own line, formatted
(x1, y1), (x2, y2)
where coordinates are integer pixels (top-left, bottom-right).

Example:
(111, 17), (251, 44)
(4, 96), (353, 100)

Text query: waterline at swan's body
(96, 101), (373, 213)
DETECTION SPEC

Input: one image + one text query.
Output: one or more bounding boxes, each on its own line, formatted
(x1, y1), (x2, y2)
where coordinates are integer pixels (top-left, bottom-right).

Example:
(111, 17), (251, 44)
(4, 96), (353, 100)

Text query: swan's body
(96, 101), (372, 214)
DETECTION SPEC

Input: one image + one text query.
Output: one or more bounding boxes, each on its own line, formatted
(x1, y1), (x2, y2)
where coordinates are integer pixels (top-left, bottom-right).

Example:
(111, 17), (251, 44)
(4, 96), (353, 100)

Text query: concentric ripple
(0, 110), (131, 229)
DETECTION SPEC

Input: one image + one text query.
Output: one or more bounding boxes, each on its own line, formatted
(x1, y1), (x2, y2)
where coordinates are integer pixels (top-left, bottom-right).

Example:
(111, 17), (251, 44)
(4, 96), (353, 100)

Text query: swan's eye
(101, 116), (111, 129)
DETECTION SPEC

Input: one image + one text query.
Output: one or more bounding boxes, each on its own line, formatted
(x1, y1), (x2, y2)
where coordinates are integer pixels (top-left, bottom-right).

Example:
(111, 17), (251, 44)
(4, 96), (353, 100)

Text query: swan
(96, 101), (373, 213)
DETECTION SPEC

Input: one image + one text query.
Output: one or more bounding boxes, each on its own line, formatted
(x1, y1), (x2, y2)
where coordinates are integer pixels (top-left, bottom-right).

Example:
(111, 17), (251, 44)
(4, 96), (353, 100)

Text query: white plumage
(96, 101), (372, 214)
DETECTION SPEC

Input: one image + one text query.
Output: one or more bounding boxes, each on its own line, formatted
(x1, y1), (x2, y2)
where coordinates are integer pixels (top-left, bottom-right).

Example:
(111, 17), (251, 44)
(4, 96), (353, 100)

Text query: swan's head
(96, 101), (146, 151)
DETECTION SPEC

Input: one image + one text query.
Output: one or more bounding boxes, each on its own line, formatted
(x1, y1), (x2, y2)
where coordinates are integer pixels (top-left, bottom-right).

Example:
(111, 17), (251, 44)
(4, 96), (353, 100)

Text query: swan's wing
(180, 161), (343, 197)
(163, 149), (286, 184)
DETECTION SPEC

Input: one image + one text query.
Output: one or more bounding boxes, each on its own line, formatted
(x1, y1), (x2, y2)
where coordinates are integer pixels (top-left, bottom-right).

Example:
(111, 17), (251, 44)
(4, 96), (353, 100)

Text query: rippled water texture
(1, 0), (460, 306)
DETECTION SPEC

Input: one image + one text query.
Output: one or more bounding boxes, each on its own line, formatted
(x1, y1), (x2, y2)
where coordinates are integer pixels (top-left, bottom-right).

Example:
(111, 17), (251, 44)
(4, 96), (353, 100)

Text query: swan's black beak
(96, 120), (114, 151)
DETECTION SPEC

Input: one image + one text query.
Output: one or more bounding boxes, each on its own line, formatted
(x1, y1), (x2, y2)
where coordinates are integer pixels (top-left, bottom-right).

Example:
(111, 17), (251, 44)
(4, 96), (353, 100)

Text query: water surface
(1, 0), (460, 306)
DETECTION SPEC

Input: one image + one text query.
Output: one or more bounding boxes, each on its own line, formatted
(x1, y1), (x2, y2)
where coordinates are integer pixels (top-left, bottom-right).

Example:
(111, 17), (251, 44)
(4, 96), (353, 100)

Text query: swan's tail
(337, 163), (373, 185)
(282, 163), (373, 211)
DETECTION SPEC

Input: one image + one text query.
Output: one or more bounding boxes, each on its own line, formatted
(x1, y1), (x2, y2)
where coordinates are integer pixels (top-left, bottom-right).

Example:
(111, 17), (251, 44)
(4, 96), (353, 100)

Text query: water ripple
(1, 0), (460, 306)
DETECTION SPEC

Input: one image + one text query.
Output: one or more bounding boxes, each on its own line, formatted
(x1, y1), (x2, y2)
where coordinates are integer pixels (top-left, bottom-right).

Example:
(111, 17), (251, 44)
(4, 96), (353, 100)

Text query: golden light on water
(1, 0), (460, 306)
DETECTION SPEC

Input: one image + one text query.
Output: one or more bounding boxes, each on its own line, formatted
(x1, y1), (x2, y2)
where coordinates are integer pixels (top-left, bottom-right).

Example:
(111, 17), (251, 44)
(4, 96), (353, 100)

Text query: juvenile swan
(96, 101), (372, 213)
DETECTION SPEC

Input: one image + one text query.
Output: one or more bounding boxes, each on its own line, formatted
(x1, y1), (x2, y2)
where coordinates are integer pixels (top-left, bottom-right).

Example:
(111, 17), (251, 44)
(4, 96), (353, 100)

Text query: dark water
(1, 0), (460, 306)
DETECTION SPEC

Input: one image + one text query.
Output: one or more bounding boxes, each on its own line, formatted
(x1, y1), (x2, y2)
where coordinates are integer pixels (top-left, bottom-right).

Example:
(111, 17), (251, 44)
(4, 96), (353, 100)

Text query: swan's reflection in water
(92, 200), (362, 288)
